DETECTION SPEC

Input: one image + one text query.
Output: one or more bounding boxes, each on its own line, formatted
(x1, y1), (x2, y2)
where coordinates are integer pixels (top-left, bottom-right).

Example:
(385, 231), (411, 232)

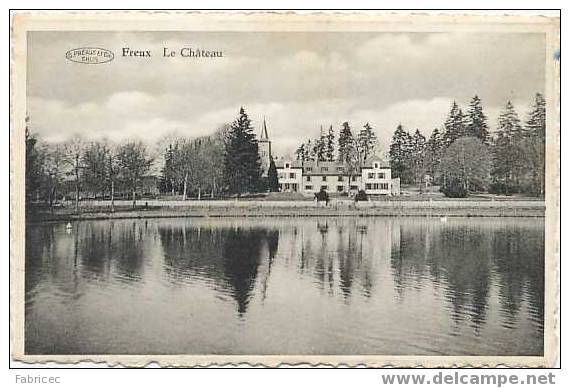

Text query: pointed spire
(260, 116), (269, 141)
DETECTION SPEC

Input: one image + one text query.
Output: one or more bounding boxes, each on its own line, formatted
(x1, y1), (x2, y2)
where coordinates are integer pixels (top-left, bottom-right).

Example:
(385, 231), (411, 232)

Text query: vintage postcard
(10, 11), (560, 367)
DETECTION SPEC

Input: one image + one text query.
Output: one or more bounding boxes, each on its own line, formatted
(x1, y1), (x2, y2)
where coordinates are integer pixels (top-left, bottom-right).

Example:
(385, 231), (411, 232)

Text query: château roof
(275, 160), (303, 169)
(275, 158), (390, 173)
(361, 158), (390, 169)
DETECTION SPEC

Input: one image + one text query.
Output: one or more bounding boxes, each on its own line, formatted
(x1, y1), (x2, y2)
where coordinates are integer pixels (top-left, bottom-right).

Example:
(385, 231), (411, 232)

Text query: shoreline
(26, 199), (546, 223)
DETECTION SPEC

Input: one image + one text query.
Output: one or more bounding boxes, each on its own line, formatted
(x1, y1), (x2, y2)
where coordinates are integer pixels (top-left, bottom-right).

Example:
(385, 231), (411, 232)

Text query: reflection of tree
(112, 221), (146, 281)
(492, 227), (544, 330)
(222, 229), (265, 315)
(391, 223), (493, 329)
(25, 224), (55, 295)
(435, 227), (492, 329)
(338, 226), (358, 299)
(159, 224), (279, 316)
(390, 220), (544, 334)
(78, 222), (113, 278)
(390, 223), (432, 298)
(260, 231), (279, 301)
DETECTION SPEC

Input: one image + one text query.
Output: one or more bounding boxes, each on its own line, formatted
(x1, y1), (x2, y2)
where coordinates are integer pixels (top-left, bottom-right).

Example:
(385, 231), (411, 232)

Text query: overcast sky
(27, 31), (546, 157)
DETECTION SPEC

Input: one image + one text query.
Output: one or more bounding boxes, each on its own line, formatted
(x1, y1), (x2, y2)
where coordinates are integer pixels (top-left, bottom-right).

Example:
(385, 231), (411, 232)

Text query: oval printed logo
(66, 47), (114, 64)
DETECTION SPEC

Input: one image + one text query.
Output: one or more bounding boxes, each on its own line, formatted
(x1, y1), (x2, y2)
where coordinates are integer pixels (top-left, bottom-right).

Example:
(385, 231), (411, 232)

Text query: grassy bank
(27, 199), (546, 222)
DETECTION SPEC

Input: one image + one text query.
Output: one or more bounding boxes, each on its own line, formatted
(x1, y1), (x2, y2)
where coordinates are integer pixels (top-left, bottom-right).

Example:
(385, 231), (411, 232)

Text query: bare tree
(116, 141), (152, 208)
(107, 142), (120, 212)
(42, 143), (66, 212)
(63, 137), (85, 212)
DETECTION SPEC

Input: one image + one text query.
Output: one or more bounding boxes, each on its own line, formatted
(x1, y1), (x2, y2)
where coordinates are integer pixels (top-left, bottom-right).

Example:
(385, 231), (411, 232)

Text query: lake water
(25, 217), (544, 355)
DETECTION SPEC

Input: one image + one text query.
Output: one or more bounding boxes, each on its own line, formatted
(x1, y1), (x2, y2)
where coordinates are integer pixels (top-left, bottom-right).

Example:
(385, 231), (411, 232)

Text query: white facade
(277, 161), (303, 193)
(361, 161), (392, 195)
(257, 121), (396, 196)
(276, 159), (396, 196)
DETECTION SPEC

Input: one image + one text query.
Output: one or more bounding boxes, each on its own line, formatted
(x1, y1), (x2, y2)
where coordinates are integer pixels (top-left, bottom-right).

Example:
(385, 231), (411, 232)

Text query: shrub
(442, 178), (468, 198)
(488, 182), (518, 196)
(354, 190), (369, 202)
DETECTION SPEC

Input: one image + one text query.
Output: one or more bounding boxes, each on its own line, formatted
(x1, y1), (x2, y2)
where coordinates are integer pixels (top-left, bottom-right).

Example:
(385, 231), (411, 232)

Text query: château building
(258, 118), (399, 196)
(275, 159), (397, 196)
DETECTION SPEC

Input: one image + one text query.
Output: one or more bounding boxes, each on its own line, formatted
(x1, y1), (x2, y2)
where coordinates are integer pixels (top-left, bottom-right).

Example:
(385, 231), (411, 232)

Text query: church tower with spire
(258, 117), (272, 177)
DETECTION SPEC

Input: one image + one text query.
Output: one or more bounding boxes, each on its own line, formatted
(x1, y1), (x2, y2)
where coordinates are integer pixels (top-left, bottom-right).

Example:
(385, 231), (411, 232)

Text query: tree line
(25, 107), (280, 212)
(388, 94), (546, 197)
(294, 122), (378, 166)
(161, 107), (279, 198)
(26, 126), (153, 212)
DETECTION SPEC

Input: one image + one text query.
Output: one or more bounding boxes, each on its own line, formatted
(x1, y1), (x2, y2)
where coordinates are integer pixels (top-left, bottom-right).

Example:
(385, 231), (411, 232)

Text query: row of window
(283, 164), (345, 173)
(366, 172), (387, 179)
(278, 174), (354, 181)
(280, 183), (299, 191)
(279, 173), (388, 182)
(304, 185), (345, 192)
(365, 183), (389, 190)
(306, 175), (346, 182)
(281, 183), (389, 192)
(278, 173), (298, 179)
(284, 163), (384, 170)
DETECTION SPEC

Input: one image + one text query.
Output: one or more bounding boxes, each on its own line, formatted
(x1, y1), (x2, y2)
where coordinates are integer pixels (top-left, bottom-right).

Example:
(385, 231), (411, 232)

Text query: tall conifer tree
(357, 122), (377, 164)
(337, 122), (355, 163)
(465, 95), (490, 143)
(325, 125), (335, 161)
(223, 107), (262, 194)
(492, 100), (524, 192)
(266, 157), (279, 192)
(524, 93), (546, 195)
(411, 129), (427, 187)
(443, 101), (466, 147)
(389, 124), (413, 183)
(424, 128), (444, 181)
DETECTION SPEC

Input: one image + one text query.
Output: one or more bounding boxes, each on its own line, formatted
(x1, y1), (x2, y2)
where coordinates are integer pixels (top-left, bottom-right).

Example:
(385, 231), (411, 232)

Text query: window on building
(321, 185), (328, 191)
(338, 176), (344, 182)
(305, 167), (312, 172)
(366, 183), (372, 190)
(374, 162), (379, 168)
(337, 186), (344, 192)
(352, 176), (357, 182)
(321, 167), (329, 172)
(292, 183), (298, 192)
(378, 172), (385, 179)
(306, 176), (311, 182)
(289, 172), (296, 179)
(285, 163), (290, 169)
(373, 183), (379, 190)
(368, 172), (375, 179)
(322, 176), (327, 182)
(284, 183), (290, 190)
(305, 185), (313, 190)
(350, 185), (359, 190)
(380, 183), (389, 190)
(337, 167), (344, 173)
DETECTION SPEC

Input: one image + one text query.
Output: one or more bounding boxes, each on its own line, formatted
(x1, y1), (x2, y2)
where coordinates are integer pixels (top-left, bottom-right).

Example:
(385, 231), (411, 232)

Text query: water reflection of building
(25, 217), (545, 353)
(281, 218), (397, 299)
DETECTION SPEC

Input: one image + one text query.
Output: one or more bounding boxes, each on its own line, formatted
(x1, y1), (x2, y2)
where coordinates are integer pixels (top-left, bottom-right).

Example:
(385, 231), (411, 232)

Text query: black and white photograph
(10, 11), (560, 367)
